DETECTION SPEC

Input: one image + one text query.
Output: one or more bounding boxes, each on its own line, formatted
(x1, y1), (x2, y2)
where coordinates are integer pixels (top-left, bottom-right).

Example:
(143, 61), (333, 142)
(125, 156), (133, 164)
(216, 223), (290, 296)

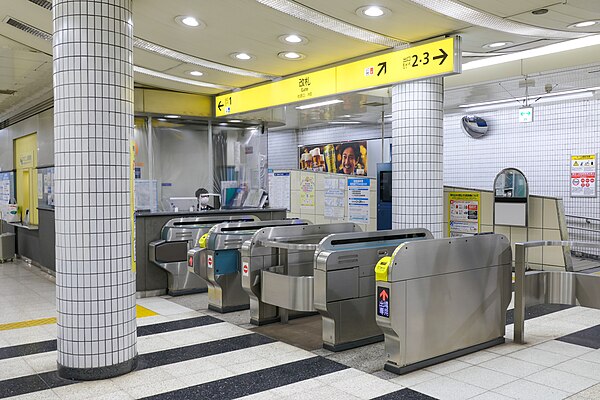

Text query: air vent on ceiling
(0, 97), (53, 130)
(5, 17), (51, 41)
(28, 0), (52, 10)
(0, 89), (17, 95)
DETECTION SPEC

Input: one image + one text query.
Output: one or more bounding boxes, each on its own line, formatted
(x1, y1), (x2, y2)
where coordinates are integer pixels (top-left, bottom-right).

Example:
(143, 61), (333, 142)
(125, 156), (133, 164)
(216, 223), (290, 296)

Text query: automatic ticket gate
(149, 215), (258, 295)
(314, 229), (433, 351)
(375, 234), (512, 374)
(241, 223), (362, 326)
(188, 219), (311, 313)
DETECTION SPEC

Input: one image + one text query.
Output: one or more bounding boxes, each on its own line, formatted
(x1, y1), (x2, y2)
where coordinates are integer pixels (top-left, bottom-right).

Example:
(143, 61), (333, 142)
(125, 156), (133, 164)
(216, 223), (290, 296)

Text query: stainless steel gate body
(514, 240), (600, 344)
(189, 219), (310, 313)
(241, 223), (362, 326)
(149, 215), (258, 295)
(314, 229), (433, 351)
(376, 234), (512, 374)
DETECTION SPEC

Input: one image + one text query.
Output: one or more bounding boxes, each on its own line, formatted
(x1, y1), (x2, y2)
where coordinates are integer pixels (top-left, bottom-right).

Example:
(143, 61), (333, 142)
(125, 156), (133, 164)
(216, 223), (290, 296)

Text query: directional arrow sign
(215, 36), (460, 116)
(336, 36), (459, 94)
(377, 287), (390, 318)
(379, 288), (389, 301)
(433, 48), (448, 65)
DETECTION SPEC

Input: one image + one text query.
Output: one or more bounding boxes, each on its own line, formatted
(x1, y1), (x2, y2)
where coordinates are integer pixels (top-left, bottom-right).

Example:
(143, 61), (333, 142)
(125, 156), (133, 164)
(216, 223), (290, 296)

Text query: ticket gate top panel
(315, 228), (434, 256)
(160, 215), (260, 242)
(205, 219), (311, 250)
(250, 222), (363, 252)
(385, 233), (512, 282)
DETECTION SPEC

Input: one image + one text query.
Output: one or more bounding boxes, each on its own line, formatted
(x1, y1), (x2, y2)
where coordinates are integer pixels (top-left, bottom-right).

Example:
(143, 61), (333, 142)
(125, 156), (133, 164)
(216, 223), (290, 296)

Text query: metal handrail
(514, 240), (600, 344)
(565, 214), (600, 223)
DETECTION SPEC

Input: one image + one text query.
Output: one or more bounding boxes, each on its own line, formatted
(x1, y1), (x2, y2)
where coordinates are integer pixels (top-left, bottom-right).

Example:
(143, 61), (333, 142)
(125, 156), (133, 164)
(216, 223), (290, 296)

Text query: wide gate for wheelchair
(514, 240), (600, 344)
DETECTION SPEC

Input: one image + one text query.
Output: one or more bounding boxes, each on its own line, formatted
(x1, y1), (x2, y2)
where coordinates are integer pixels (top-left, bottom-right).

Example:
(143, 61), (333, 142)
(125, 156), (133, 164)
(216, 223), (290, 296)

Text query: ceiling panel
(444, 62), (600, 111)
(157, 62), (262, 89)
(297, 0), (470, 42)
(458, 0), (557, 18)
(132, 0), (388, 78)
(457, 26), (562, 53)
(511, 1), (600, 31)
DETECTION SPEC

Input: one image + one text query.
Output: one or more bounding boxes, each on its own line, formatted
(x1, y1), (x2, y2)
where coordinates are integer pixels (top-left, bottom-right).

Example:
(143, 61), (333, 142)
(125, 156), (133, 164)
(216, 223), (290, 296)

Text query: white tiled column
(53, 0), (137, 380)
(391, 78), (444, 238)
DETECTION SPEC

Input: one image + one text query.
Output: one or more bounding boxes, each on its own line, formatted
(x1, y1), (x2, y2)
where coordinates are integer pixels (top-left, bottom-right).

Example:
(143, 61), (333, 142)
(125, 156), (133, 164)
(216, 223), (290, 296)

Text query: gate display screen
(377, 287), (390, 318)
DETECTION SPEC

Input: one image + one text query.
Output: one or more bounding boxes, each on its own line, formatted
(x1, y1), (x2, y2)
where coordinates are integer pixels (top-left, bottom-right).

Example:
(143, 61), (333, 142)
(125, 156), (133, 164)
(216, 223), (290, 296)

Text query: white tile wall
(391, 78), (444, 238)
(53, 0), (137, 370)
(444, 98), (600, 251)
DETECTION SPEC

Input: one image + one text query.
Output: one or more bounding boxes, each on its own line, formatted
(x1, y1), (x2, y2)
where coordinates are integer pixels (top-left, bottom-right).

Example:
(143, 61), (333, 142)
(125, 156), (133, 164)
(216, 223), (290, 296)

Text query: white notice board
(324, 177), (345, 220)
(268, 170), (291, 210)
(348, 177), (370, 224)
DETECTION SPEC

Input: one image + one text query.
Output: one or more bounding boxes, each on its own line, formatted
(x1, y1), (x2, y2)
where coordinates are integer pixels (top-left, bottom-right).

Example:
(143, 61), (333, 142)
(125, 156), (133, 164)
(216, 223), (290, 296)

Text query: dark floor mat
(557, 324), (600, 349)
(250, 314), (323, 351)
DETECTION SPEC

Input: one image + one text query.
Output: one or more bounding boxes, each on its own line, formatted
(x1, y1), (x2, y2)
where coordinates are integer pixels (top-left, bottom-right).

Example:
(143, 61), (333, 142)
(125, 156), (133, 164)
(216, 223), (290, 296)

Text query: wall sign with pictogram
(571, 154), (596, 198)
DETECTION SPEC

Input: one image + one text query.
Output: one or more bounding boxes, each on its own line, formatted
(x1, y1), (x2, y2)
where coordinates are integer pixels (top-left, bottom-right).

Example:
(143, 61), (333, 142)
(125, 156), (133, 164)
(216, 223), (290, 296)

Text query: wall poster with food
(298, 141), (367, 176)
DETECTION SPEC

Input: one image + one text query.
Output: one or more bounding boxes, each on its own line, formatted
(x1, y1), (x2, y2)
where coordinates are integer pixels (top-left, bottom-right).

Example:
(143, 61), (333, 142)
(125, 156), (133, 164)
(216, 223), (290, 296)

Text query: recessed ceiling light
(531, 9), (548, 15)
(569, 21), (598, 28)
(329, 121), (361, 125)
(296, 99), (343, 110)
(278, 34), (309, 45)
(465, 35), (600, 70)
(229, 119), (242, 123)
(174, 15), (205, 28)
(230, 52), (253, 60)
(188, 70), (203, 77)
(356, 5), (390, 18)
(219, 123), (228, 126)
(278, 51), (306, 60)
(157, 118), (167, 122)
(164, 115), (180, 118)
(483, 41), (513, 49)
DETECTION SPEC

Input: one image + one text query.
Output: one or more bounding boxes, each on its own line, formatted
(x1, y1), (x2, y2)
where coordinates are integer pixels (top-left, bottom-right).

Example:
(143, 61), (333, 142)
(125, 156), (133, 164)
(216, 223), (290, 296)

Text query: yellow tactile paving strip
(0, 304), (158, 331)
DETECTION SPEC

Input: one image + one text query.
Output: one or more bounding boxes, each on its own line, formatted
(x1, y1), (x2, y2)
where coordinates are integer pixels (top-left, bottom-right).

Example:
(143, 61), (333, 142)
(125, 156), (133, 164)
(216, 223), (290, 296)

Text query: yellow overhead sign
(215, 36), (460, 116)
(336, 37), (457, 93)
(216, 68), (336, 116)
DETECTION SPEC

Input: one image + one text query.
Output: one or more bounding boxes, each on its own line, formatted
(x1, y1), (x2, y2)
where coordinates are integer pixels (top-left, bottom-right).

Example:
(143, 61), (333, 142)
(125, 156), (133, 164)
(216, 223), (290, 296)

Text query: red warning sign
(207, 255), (213, 268)
(242, 262), (249, 276)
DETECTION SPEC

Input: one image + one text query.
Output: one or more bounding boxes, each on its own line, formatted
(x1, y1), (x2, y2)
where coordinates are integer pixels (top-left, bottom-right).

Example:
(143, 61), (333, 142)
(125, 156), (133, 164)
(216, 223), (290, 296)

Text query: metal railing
(514, 240), (600, 344)
(565, 214), (600, 259)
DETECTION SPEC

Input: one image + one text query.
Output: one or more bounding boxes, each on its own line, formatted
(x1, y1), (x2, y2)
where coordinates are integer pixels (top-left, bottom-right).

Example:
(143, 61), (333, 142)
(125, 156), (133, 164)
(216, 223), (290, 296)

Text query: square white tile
(411, 376), (487, 400)
(447, 365), (518, 390)
(479, 356), (546, 378)
(508, 347), (571, 367)
(532, 340), (593, 358)
(493, 378), (570, 400)
(526, 368), (598, 394)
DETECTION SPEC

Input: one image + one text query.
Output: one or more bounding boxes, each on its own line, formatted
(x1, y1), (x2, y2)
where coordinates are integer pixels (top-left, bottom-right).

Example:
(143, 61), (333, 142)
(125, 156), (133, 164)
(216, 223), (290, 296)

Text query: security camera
(545, 84), (554, 93)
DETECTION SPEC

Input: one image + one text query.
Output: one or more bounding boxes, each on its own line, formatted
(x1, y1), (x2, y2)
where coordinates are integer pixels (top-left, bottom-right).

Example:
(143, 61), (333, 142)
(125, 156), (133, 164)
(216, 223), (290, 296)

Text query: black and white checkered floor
(1, 260), (600, 400)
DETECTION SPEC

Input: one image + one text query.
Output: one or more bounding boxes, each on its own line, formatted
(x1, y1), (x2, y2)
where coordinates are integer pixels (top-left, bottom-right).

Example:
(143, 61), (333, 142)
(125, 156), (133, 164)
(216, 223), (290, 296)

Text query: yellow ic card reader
(375, 256), (391, 282)
(199, 233), (209, 249)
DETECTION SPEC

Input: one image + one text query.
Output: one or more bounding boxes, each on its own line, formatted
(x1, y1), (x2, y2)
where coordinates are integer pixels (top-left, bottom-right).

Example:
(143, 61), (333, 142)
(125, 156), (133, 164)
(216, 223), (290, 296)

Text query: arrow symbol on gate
(433, 49), (448, 65)
(379, 289), (388, 301)
(218, 101), (224, 111)
(377, 62), (387, 76)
